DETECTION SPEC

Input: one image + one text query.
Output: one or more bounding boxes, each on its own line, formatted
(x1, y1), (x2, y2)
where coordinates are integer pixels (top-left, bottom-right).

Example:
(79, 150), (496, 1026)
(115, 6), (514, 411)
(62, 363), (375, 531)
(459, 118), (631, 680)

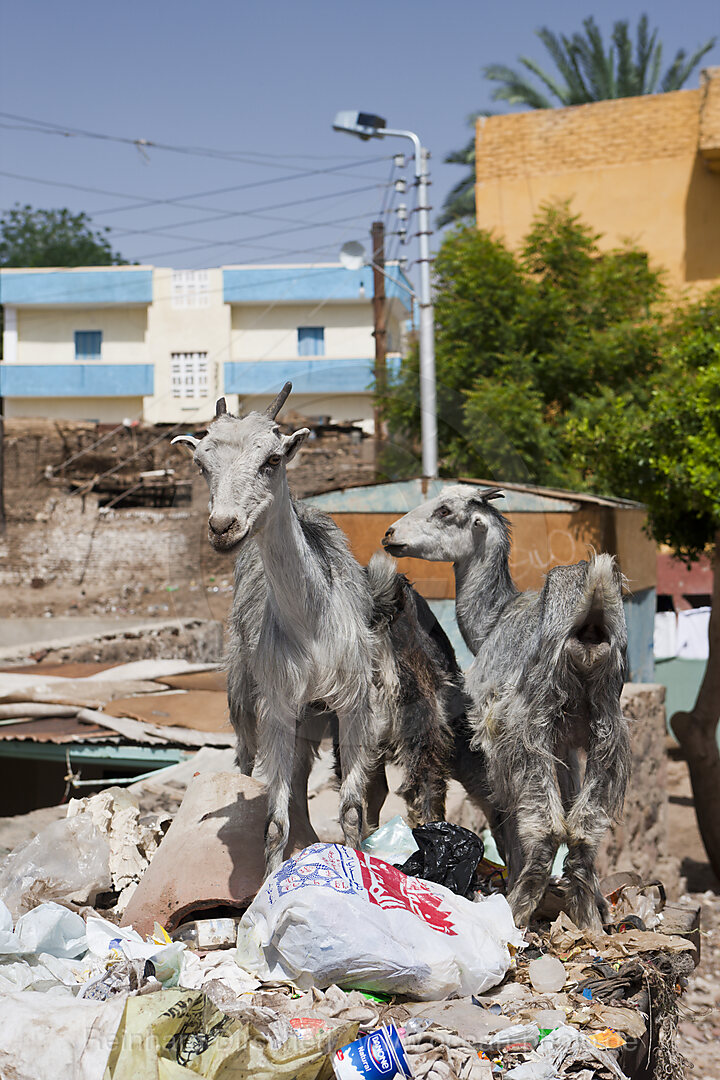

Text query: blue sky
(1, 0), (717, 276)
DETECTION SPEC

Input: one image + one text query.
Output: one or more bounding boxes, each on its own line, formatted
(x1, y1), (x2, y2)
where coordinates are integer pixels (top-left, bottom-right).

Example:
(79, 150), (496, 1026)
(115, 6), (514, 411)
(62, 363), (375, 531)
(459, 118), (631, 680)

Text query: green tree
(440, 15), (716, 225)
(383, 202), (663, 484)
(569, 289), (720, 877)
(0, 205), (128, 267)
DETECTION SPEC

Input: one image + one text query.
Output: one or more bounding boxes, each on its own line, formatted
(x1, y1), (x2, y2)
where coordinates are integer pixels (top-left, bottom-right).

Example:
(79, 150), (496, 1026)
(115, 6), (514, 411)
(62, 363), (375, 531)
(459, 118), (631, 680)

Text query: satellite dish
(339, 241), (367, 271)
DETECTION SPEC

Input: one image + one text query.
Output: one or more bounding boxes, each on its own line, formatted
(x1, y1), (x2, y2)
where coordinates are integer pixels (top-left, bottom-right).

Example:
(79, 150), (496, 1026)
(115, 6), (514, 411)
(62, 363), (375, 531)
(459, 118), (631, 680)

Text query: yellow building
(475, 67), (720, 290)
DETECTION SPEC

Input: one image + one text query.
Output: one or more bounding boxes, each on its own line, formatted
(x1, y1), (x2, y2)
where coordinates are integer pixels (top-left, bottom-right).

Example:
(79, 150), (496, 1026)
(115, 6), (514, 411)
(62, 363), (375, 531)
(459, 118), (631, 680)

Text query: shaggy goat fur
(174, 390), (462, 873)
(384, 485), (631, 929)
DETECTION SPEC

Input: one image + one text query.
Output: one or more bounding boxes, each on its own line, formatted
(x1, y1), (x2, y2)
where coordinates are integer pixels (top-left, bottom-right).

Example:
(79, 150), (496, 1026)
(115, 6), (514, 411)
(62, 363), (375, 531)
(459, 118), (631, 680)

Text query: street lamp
(333, 110), (438, 478)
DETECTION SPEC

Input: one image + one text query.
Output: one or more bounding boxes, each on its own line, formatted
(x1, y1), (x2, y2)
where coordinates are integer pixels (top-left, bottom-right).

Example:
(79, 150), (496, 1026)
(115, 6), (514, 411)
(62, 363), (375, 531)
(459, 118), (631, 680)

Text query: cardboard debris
(105, 690), (230, 733)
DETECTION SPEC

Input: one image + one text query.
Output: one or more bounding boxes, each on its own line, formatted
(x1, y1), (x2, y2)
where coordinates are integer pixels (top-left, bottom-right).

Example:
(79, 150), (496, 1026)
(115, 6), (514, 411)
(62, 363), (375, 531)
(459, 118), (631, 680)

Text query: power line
(135, 211), (379, 261)
(107, 184), (390, 243)
(0, 112), (384, 167)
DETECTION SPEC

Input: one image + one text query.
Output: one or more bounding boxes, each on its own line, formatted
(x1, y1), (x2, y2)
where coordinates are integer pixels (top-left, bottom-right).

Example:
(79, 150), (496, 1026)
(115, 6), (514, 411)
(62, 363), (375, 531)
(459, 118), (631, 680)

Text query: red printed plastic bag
(235, 843), (523, 1000)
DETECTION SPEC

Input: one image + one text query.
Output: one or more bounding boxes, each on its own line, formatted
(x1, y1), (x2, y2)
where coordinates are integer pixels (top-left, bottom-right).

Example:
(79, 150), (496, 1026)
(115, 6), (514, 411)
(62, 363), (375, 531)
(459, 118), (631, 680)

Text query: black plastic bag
(399, 821), (484, 899)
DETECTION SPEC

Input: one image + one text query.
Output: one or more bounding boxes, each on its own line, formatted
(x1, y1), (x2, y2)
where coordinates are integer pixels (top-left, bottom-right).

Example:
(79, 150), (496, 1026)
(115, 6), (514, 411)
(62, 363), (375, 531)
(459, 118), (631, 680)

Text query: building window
(75, 330), (102, 360)
(171, 270), (210, 309)
(297, 326), (325, 356)
(171, 352), (209, 398)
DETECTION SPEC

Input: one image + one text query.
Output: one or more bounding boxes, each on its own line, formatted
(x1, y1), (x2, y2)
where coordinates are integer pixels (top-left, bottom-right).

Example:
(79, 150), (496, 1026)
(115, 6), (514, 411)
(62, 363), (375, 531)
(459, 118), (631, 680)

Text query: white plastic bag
(236, 843), (523, 1000)
(14, 902), (88, 959)
(360, 815), (419, 865)
(0, 815), (110, 918)
(0, 898), (23, 954)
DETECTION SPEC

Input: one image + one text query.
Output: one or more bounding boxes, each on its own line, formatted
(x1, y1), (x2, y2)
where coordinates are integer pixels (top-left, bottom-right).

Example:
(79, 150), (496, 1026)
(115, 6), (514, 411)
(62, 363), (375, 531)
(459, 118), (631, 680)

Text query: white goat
(173, 387), (456, 872)
(383, 485), (630, 929)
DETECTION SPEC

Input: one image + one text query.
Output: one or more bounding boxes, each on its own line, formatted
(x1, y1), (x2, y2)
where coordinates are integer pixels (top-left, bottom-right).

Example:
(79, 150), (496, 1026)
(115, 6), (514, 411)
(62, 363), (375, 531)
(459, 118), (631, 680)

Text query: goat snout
(381, 527), (395, 546)
(209, 512), (237, 536)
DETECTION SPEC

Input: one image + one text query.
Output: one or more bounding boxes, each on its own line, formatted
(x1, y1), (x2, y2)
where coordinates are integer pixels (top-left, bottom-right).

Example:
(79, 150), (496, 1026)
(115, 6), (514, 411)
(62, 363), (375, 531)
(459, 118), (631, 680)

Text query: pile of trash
(0, 760), (699, 1080)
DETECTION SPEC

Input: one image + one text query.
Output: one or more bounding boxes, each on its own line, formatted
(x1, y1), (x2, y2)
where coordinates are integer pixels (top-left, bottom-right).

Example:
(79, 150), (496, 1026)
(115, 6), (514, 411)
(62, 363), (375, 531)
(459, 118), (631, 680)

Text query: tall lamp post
(333, 111), (438, 479)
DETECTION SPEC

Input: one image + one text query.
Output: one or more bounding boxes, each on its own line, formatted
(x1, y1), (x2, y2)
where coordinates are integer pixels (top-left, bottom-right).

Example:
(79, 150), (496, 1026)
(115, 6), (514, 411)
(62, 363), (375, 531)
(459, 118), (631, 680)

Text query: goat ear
(171, 434), (200, 456)
(283, 427), (310, 462)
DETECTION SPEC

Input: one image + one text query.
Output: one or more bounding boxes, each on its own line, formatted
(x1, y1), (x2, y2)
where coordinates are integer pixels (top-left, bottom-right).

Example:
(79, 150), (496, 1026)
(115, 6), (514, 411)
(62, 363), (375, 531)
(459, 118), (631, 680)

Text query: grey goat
(173, 386), (456, 872)
(383, 485), (630, 929)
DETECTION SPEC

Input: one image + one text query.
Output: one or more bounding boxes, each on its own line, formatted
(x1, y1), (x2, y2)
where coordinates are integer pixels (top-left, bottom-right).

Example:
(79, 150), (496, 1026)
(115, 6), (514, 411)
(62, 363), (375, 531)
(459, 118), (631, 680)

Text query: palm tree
(437, 123), (479, 228)
(485, 15), (716, 108)
(440, 15), (716, 225)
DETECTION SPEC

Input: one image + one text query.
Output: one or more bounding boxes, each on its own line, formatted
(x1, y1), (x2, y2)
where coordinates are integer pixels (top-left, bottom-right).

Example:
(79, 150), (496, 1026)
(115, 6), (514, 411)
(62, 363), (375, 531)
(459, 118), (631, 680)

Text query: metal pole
(371, 220), (387, 443)
(379, 128), (437, 478)
(415, 146), (438, 479)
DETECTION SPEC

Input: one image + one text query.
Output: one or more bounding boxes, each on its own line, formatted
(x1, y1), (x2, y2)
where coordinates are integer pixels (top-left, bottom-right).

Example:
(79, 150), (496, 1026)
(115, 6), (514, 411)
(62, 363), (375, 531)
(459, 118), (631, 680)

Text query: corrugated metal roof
(304, 478), (645, 514)
(0, 717), (121, 744)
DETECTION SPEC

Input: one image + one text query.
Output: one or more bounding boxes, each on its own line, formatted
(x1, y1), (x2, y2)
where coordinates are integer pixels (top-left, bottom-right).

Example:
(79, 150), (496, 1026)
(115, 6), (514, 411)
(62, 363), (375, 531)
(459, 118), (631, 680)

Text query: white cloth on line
(676, 607), (710, 661)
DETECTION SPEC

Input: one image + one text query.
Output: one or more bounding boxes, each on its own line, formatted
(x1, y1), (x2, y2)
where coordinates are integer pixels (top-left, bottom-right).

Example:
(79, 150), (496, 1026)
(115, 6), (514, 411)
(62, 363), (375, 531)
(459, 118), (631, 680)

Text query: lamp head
(333, 110), (387, 140)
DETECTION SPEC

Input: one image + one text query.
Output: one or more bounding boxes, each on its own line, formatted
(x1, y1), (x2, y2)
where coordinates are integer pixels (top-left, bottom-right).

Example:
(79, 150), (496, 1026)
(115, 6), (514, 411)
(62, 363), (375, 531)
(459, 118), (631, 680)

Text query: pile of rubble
(0, 748), (703, 1080)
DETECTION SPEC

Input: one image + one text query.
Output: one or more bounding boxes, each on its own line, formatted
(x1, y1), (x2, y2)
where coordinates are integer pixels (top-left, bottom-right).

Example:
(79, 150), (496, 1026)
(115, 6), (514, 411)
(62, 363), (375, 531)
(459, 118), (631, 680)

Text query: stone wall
(0, 618), (224, 665)
(598, 684), (678, 888)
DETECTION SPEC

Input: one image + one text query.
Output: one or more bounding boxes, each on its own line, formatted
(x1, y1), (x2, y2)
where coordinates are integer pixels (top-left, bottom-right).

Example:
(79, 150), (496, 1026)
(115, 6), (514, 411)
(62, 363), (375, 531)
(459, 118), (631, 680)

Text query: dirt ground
(665, 751), (720, 1078)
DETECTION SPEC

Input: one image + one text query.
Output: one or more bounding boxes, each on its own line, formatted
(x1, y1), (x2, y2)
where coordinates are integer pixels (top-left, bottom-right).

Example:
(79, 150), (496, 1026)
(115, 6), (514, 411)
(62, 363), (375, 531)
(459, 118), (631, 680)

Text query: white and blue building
(0, 263), (413, 427)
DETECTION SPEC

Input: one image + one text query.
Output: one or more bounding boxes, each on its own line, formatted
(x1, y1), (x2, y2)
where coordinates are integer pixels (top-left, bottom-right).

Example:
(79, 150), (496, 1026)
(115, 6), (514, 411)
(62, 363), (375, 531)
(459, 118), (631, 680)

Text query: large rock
(122, 771), (317, 937)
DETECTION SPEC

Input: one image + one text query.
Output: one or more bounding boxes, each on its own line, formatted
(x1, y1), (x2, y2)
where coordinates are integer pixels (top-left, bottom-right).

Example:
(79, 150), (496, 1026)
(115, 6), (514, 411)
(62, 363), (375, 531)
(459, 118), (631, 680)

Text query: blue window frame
(74, 330), (102, 360)
(297, 326), (325, 357)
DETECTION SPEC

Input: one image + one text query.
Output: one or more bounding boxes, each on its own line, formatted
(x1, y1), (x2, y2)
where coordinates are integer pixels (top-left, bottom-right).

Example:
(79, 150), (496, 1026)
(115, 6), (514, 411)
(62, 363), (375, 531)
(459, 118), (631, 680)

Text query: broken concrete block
(121, 771), (318, 937)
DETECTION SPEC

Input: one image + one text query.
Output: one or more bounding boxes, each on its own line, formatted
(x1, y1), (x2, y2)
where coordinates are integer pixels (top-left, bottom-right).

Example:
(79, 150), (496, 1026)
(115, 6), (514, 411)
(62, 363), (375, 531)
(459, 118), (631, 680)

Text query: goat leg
(258, 703), (298, 875)
(503, 764), (567, 926)
(336, 700), (378, 847)
(366, 763), (389, 831)
(395, 693), (449, 825)
(228, 675), (258, 775)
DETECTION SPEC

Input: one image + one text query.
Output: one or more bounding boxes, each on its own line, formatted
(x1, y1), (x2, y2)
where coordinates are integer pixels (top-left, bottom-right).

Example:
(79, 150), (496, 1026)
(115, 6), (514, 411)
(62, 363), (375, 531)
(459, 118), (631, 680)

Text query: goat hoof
(341, 804), (363, 844)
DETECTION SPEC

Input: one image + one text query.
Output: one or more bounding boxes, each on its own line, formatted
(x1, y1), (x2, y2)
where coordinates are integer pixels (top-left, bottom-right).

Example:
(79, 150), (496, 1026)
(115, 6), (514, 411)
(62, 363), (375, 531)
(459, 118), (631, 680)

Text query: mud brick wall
(476, 88), (702, 181)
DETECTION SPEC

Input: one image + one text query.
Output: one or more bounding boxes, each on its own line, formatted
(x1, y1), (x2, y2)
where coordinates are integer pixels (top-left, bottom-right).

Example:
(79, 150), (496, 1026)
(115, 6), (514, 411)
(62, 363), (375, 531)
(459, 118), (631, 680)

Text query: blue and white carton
(332, 1023), (413, 1079)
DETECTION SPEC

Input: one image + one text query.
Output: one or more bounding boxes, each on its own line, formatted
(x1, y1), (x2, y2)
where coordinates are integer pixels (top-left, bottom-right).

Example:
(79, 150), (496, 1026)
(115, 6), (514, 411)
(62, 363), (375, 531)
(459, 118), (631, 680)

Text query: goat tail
(367, 551), (404, 628)
(560, 554), (628, 682)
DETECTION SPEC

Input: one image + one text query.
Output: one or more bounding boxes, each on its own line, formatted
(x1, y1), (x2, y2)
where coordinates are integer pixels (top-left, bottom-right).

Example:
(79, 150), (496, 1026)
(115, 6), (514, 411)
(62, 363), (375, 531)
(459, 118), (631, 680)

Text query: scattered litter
(0, 738), (704, 1078)
(13, 901), (87, 958)
(483, 1024), (540, 1053)
(171, 916), (241, 949)
(528, 955), (566, 993)
(399, 821), (485, 899)
(0, 815), (110, 918)
(333, 1023), (412, 1079)
(105, 987), (357, 1080)
(534, 1024), (629, 1078)
(360, 815), (419, 865)
(236, 843), (523, 999)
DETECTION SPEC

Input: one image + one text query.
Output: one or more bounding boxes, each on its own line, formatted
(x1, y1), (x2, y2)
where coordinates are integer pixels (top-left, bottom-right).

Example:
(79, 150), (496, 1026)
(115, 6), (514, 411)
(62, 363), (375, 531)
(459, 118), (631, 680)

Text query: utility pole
(370, 220), (387, 442)
(333, 113), (438, 476)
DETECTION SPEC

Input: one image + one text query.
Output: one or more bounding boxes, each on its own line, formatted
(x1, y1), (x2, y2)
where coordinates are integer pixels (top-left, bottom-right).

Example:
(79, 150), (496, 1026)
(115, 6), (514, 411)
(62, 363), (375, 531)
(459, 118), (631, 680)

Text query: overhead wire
(0, 112), (386, 168)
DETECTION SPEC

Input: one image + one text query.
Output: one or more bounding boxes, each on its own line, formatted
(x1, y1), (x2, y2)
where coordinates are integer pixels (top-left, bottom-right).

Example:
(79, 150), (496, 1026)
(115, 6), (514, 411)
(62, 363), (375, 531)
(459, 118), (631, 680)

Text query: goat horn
(480, 487), (505, 502)
(265, 381), (292, 419)
(215, 397), (228, 417)
(171, 434), (200, 455)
